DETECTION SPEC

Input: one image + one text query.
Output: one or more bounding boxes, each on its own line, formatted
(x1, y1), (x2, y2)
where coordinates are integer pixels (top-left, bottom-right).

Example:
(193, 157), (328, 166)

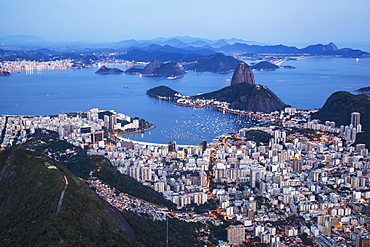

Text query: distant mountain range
(1, 35), (369, 58)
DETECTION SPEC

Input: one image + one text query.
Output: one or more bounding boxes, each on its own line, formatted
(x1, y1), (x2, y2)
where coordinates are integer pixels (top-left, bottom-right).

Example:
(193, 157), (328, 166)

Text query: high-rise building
(227, 225), (245, 245)
(168, 141), (176, 152)
(351, 112), (361, 126)
(140, 166), (152, 181)
(202, 140), (207, 153)
(292, 159), (303, 173)
(250, 169), (258, 188)
(109, 114), (117, 130)
(91, 131), (104, 144)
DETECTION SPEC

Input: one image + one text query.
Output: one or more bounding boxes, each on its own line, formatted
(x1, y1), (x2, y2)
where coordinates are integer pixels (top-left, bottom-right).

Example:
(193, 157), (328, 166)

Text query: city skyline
(1, 0), (370, 47)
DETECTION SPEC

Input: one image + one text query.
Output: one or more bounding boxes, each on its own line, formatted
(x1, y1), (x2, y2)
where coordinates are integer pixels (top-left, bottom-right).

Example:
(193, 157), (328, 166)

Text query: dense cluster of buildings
(0, 108), (141, 149)
(87, 178), (171, 221)
(1, 107), (370, 246)
(0, 59), (75, 71)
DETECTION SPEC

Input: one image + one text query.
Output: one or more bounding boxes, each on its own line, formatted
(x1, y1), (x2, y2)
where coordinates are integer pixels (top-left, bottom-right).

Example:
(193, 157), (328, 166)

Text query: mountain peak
(327, 42), (339, 51)
(230, 62), (255, 86)
(141, 59), (162, 74)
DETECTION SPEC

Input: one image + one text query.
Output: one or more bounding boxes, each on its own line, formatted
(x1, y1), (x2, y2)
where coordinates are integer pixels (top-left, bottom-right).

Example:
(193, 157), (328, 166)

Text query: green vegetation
(245, 130), (273, 145)
(9, 131), (208, 245)
(121, 211), (204, 247)
(356, 86), (370, 93)
(299, 233), (314, 245)
(0, 146), (137, 246)
(153, 61), (185, 77)
(193, 83), (286, 113)
(25, 130), (176, 209)
(311, 91), (370, 147)
(146, 85), (180, 99)
(250, 61), (279, 71)
(94, 159), (177, 209)
(185, 53), (241, 73)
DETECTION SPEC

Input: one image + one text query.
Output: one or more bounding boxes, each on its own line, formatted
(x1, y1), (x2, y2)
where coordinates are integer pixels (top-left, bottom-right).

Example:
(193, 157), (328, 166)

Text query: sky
(1, 0), (370, 46)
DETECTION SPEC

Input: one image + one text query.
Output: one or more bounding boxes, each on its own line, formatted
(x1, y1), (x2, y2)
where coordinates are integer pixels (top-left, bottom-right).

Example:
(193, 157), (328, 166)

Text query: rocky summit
(141, 59), (162, 74)
(195, 83), (286, 112)
(230, 62), (255, 86)
(194, 62), (286, 112)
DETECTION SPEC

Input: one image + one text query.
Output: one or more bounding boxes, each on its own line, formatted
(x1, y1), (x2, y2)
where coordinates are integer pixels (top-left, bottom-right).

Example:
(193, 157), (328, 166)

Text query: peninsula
(146, 62), (287, 113)
(356, 86), (370, 94)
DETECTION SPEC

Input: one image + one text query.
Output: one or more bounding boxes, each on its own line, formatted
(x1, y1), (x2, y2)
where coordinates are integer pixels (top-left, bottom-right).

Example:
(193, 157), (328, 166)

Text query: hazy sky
(1, 0), (370, 45)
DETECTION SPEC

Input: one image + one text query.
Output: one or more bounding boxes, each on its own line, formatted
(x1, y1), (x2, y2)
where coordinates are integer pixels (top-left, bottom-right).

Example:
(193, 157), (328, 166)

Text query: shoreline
(116, 134), (197, 148)
(117, 124), (156, 137)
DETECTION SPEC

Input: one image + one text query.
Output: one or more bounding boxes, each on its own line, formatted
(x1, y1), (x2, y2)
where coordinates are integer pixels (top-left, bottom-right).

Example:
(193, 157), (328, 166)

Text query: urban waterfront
(1, 57), (369, 144)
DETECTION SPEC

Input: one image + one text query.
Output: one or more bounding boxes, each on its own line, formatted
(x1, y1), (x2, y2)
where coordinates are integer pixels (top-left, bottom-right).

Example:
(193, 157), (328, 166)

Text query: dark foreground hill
(24, 130), (177, 209)
(3, 131), (207, 246)
(0, 146), (137, 246)
(311, 91), (370, 147)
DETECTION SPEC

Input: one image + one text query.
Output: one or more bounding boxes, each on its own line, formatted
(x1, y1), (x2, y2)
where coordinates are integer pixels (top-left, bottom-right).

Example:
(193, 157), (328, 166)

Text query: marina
(1, 57), (369, 145)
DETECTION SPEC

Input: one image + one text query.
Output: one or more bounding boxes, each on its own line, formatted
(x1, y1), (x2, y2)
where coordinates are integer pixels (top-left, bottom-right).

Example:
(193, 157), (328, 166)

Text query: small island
(0, 70), (11, 76)
(356, 86), (370, 94)
(126, 60), (185, 79)
(283, 65), (296, 69)
(146, 85), (182, 100)
(250, 61), (279, 71)
(95, 65), (125, 75)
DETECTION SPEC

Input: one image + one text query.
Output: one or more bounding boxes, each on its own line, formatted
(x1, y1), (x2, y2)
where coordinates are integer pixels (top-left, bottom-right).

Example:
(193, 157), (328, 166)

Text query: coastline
(356, 90), (370, 94)
(117, 124), (156, 137)
(116, 133), (197, 148)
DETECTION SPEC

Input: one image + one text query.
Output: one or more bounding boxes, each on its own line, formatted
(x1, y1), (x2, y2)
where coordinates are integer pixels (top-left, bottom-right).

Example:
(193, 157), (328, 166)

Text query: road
(55, 171), (69, 217)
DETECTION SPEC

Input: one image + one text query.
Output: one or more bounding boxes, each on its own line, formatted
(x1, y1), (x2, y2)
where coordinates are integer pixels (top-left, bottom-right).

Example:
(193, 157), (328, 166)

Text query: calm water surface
(1, 57), (369, 144)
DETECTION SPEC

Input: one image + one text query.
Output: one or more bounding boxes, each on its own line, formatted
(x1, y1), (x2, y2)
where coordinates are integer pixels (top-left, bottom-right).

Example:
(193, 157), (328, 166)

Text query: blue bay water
(0, 57), (369, 144)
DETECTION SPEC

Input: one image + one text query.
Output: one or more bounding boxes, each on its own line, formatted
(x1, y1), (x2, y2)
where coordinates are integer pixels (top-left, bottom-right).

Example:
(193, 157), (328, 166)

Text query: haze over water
(1, 57), (369, 144)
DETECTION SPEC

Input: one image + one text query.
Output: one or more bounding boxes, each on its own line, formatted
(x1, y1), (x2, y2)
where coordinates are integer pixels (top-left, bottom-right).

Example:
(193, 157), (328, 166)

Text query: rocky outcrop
(139, 60), (185, 78)
(230, 62), (255, 86)
(141, 59), (162, 74)
(192, 62), (286, 112)
(194, 83), (286, 112)
(95, 65), (124, 75)
(153, 61), (185, 78)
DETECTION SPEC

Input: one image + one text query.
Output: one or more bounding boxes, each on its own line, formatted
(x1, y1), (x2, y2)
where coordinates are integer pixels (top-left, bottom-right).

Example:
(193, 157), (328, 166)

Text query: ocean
(1, 57), (369, 145)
